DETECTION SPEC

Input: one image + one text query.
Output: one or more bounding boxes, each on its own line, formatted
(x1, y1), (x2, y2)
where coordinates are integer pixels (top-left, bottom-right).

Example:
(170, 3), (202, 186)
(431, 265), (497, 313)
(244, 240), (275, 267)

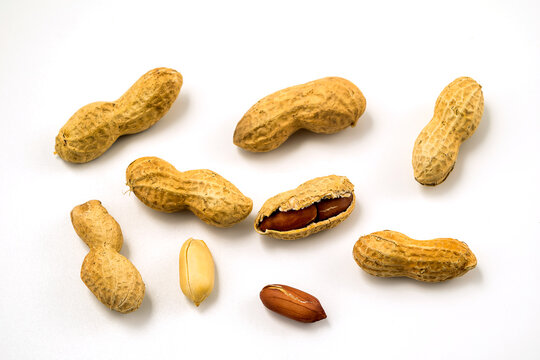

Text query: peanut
(259, 204), (317, 232)
(412, 77), (484, 185)
(353, 230), (477, 282)
(233, 77), (366, 152)
(71, 200), (145, 313)
(126, 156), (253, 227)
(255, 175), (355, 240)
(55, 67), (183, 163)
(259, 284), (327, 323)
(179, 238), (215, 306)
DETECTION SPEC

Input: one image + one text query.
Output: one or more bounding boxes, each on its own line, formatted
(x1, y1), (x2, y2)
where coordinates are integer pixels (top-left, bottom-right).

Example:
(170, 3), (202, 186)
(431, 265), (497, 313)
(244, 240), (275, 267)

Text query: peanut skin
(55, 67), (183, 163)
(412, 77), (484, 185)
(258, 196), (353, 232)
(71, 200), (145, 313)
(316, 196), (353, 221)
(126, 156), (253, 227)
(259, 204), (317, 232)
(233, 77), (366, 152)
(353, 230), (477, 282)
(260, 284), (327, 323)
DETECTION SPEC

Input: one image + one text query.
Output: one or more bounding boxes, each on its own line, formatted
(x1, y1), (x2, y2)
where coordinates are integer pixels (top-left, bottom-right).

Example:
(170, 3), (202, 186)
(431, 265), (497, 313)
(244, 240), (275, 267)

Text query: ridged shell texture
(412, 77), (484, 185)
(233, 77), (366, 152)
(71, 200), (145, 313)
(126, 157), (253, 227)
(55, 67), (183, 163)
(353, 230), (477, 282)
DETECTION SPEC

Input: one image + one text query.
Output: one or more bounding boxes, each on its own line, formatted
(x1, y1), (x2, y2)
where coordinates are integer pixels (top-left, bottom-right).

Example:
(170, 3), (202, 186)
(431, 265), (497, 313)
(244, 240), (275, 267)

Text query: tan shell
(55, 67), (183, 163)
(233, 77), (366, 152)
(71, 200), (145, 313)
(126, 157), (253, 227)
(255, 175), (355, 240)
(412, 77), (484, 185)
(353, 230), (477, 282)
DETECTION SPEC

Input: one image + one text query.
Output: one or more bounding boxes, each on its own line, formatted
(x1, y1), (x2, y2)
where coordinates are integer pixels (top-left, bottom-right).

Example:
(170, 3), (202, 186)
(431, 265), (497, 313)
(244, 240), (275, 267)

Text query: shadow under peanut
(259, 304), (331, 331)
(107, 288), (153, 326)
(356, 266), (483, 291)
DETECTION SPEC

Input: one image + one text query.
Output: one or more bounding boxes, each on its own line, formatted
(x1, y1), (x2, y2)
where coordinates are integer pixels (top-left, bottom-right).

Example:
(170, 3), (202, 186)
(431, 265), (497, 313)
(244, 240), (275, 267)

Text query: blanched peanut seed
(316, 197), (353, 221)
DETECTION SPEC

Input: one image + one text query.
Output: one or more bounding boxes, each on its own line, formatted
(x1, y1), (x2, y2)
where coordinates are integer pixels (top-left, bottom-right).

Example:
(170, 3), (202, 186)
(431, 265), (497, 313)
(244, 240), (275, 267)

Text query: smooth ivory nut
(233, 77), (366, 152)
(179, 238), (215, 306)
(255, 175), (355, 240)
(259, 284), (327, 323)
(126, 156), (253, 227)
(71, 200), (145, 313)
(353, 230), (477, 282)
(56, 68), (183, 163)
(412, 77), (484, 185)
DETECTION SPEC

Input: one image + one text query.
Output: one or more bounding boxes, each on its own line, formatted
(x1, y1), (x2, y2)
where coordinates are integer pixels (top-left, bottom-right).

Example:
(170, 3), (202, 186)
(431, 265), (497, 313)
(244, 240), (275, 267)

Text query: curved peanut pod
(412, 77), (484, 185)
(55, 67), (183, 163)
(126, 157), (253, 227)
(72, 200), (145, 313)
(353, 230), (477, 282)
(233, 77), (366, 152)
(179, 238), (215, 306)
(255, 175), (355, 240)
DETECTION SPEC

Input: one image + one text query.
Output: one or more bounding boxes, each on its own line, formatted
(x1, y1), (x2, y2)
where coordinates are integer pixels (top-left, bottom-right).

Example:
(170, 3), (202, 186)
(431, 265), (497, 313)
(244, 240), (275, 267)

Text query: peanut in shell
(71, 200), (145, 313)
(55, 67), (183, 163)
(126, 156), (253, 227)
(255, 175), (355, 240)
(233, 77), (366, 152)
(353, 230), (477, 282)
(412, 76), (484, 185)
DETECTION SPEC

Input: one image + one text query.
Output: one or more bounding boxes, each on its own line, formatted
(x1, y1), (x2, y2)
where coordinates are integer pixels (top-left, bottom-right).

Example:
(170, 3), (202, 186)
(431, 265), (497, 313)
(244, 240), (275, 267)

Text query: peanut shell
(412, 77), (484, 185)
(353, 230), (477, 282)
(233, 77), (366, 152)
(71, 200), (145, 313)
(126, 156), (253, 227)
(55, 67), (183, 163)
(255, 175), (355, 240)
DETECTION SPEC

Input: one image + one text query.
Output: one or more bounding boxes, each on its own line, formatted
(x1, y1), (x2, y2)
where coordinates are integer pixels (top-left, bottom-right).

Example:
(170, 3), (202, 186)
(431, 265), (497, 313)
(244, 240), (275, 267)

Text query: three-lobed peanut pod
(255, 175), (355, 240)
(412, 77), (484, 185)
(71, 200), (145, 313)
(126, 156), (253, 227)
(233, 77), (366, 152)
(55, 67), (183, 163)
(353, 230), (477, 282)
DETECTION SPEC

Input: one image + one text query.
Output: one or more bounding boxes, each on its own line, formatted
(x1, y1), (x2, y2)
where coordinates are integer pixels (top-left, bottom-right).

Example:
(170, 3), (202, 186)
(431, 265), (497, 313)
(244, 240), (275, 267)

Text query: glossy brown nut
(316, 196), (353, 221)
(258, 204), (317, 232)
(259, 284), (327, 323)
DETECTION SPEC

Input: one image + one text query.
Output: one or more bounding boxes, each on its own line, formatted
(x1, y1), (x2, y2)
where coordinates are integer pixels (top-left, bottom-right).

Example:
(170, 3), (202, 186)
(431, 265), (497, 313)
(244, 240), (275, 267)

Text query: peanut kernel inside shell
(258, 195), (353, 232)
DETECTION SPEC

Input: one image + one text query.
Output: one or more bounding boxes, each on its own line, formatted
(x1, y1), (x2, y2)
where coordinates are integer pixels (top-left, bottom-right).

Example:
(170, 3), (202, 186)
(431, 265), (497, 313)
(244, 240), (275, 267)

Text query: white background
(1, 0), (539, 358)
